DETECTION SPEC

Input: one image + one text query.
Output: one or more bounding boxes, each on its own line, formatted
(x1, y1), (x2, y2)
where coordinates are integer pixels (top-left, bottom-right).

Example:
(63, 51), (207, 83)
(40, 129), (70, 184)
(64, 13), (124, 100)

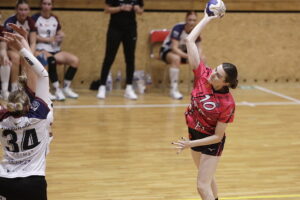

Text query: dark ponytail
(222, 63), (238, 89)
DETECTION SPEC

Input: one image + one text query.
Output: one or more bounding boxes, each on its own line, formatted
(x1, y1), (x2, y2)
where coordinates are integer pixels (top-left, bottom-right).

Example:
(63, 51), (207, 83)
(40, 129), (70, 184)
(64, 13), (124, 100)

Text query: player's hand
(133, 5), (142, 12)
(204, 12), (219, 20)
(171, 137), (191, 154)
(8, 23), (29, 40)
(1, 32), (25, 51)
(121, 4), (133, 12)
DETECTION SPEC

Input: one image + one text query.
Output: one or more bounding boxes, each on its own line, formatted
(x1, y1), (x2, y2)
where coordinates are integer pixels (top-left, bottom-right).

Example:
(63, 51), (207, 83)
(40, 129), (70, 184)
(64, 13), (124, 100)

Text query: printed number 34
(3, 129), (40, 152)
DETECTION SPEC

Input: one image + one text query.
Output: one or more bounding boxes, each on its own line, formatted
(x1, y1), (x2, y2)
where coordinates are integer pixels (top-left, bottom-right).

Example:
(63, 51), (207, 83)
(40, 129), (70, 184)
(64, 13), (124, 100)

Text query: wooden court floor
(2, 83), (300, 200)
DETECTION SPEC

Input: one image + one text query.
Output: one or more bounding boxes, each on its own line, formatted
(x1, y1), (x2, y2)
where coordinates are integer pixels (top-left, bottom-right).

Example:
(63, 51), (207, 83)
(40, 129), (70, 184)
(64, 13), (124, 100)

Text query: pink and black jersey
(185, 61), (235, 135)
(32, 13), (61, 52)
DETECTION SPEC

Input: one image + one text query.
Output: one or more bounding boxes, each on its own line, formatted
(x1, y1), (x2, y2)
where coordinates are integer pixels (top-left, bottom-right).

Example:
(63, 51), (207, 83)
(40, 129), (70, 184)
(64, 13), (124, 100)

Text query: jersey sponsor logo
(207, 148), (215, 152)
(173, 30), (179, 38)
(24, 57), (34, 66)
(31, 101), (40, 111)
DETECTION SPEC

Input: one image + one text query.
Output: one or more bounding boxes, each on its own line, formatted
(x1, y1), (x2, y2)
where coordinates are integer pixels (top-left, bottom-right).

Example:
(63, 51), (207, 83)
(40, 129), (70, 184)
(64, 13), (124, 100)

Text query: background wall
(1, 0), (300, 11)
(1, 1), (300, 88)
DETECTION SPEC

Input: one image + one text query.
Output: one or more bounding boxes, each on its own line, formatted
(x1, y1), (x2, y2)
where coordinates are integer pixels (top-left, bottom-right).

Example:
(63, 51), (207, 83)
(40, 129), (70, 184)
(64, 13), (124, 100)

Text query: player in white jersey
(32, 0), (80, 101)
(0, 23), (52, 200)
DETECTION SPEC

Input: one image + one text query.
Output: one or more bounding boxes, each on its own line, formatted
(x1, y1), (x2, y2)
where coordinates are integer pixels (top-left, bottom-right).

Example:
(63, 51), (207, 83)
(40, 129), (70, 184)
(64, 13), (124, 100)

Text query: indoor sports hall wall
(1, 10), (299, 88)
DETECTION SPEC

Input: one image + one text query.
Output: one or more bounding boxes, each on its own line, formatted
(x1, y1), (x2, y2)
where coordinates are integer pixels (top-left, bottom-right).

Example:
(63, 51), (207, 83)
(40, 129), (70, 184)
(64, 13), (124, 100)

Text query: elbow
(216, 137), (222, 143)
(215, 134), (224, 143)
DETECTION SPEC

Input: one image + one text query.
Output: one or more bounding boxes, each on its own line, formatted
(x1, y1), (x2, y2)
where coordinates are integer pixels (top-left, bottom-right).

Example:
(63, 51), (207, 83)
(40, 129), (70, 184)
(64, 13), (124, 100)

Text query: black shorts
(0, 175), (47, 200)
(159, 47), (187, 64)
(188, 128), (226, 156)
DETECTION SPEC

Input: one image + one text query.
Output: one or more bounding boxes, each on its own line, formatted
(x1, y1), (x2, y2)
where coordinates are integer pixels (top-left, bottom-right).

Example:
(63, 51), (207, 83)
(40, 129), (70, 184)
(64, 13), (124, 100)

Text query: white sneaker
(170, 89), (183, 100)
(97, 85), (106, 99)
(49, 92), (56, 101)
(1, 90), (9, 100)
(55, 88), (66, 101)
(124, 85), (138, 100)
(63, 87), (79, 99)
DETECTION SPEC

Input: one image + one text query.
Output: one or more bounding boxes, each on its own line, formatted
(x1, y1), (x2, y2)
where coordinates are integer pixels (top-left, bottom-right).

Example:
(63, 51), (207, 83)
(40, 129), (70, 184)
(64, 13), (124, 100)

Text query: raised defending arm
(186, 14), (215, 69)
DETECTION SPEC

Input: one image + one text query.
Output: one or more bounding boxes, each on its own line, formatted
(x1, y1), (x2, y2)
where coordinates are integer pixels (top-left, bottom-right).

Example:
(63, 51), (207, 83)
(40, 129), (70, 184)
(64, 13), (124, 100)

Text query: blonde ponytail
(6, 75), (30, 115)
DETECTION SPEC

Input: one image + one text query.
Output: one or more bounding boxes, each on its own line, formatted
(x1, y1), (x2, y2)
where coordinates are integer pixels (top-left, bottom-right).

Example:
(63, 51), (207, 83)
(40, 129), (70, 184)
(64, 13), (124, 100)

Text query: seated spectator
(0, 10), (11, 100)
(32, 0), (79, 101)
(3, 0), (36, 93)
(160, 11), (203, 100)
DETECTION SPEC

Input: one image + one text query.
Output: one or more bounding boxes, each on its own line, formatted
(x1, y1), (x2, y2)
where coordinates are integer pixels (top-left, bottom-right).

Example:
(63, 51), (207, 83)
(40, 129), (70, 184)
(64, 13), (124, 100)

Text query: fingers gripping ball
(205, 0), (226, 18)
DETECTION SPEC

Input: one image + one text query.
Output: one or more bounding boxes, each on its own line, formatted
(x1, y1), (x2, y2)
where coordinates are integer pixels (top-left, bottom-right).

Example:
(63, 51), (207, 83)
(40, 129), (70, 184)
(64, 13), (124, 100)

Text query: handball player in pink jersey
(172, 12), (238, 200)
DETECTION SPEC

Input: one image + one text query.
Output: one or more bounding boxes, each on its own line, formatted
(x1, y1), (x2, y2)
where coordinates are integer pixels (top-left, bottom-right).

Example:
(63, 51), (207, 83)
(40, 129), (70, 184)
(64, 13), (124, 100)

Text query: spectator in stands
(160, 11), (203, 99)
(32, 0), (80, 101)
(0, 10), (11, 100)
(3, 0), (36, 93)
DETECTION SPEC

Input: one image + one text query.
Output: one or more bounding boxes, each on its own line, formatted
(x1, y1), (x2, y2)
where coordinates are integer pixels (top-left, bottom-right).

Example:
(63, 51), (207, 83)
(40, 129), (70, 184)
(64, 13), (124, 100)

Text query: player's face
(16, 3), (30, 22)
(185, 14), (197, 33)
(41, 0), (53, 12)
(208, 65), (228, 88)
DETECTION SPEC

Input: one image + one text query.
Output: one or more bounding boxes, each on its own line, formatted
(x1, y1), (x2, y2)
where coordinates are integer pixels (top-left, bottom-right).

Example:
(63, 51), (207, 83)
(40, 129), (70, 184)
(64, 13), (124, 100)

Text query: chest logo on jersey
(31, 101), (40, 111)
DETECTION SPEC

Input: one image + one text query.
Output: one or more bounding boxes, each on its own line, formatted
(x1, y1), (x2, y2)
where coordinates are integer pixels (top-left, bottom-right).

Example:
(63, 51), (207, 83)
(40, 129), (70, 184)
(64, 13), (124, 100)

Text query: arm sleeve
(27, 17), (37, 32)
(0, 26), (4, 37)
(170, 25), (181, 41)
(4, 17), (15, 33)
(19, 48), (51, 106)
(54, 15), (61, 31)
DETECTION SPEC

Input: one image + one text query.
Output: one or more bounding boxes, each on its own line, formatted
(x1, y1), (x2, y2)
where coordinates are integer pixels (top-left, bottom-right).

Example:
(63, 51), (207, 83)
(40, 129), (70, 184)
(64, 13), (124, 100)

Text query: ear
(223, 81), (230, 86)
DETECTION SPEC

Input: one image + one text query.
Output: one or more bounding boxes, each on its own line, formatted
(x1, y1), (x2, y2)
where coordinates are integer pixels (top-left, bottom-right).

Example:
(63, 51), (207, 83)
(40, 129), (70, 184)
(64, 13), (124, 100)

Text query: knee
(171, 56), (181, 67)
(71, 56), (79, 67)
(197, 181), (210, 195)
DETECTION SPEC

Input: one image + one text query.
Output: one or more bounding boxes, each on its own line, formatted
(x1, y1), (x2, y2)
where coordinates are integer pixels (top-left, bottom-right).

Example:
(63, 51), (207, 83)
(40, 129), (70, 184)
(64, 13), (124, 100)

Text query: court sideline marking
(254, 85), (300, 103)
(53, 85), (300, 109)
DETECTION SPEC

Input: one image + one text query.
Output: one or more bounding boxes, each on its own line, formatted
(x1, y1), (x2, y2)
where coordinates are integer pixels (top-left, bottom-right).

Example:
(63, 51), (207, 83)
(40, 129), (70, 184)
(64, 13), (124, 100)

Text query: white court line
(254, 85), (300, 103)
(53, 101), (300, 109)
(52, 85), (300, 109)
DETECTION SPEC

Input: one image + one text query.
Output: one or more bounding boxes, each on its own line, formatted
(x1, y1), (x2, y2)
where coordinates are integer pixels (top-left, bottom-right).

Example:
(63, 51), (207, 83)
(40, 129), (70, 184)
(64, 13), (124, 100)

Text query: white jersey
(32, 13), (61, 52)
(0, 93), (52, 178)
(0, 47), (52, 179)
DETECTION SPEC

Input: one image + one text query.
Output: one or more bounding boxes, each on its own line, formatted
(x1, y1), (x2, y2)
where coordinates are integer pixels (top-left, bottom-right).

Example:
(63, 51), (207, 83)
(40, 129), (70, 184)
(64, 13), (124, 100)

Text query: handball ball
(206, 0), (226, 18)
